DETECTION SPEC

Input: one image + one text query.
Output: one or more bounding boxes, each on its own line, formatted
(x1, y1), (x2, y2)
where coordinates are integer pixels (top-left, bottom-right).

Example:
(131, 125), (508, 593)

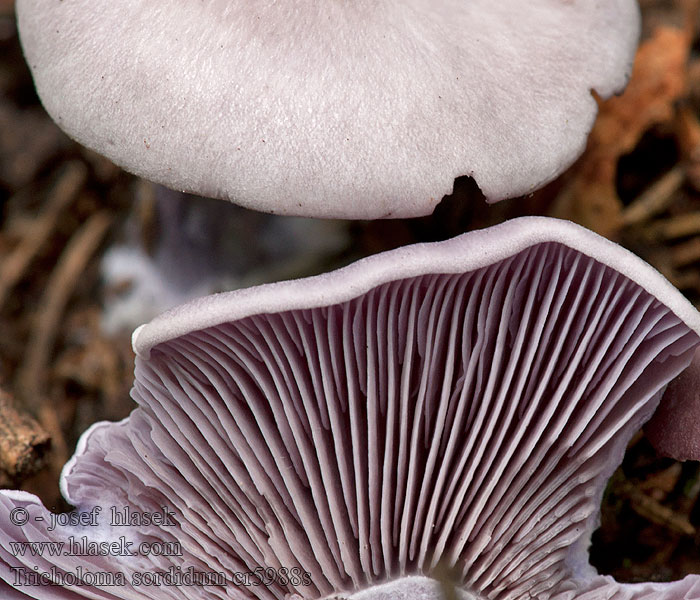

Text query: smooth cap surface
(17, 0), (640, 218)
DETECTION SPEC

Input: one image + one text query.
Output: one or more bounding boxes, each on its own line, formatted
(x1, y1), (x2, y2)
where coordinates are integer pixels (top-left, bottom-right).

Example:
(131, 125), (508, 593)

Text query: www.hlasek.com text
(10, 535), (181, 558)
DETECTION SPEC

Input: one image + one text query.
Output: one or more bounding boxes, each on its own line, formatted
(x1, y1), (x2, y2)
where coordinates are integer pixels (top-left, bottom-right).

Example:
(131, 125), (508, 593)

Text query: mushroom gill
(1, 218), (698, 599)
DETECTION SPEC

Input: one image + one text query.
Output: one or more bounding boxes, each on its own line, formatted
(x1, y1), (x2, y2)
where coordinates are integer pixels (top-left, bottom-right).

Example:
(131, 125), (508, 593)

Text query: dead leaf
(551, 27), (691, 236)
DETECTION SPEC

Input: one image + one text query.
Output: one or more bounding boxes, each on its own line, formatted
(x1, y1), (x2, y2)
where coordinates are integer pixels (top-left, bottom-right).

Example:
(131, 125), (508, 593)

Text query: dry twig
(621, 167), (686, 227)
(15, 210), (113, 471)
(645, 212), (700, 240)
(0, 162), (87, 310)
(621, 480), (696, 537)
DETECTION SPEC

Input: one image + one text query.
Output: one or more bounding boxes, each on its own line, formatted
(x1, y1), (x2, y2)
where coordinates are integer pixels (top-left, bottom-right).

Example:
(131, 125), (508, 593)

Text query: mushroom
(1, 216), (698, 599)
(100, 184), (349, 333)
(645, 347), (700, 461)
(16, 2), (640, 218)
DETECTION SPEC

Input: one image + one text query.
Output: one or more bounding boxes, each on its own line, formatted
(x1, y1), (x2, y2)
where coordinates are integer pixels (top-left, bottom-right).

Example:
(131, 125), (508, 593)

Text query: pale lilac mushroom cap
(646, 347), (700, 461)
(3, 217), (700, 600)
(17, 2), (639, 218)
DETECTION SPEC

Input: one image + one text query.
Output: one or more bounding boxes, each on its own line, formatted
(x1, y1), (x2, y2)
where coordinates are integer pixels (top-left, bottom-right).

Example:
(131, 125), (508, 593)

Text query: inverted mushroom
(16, 2), (640, 218)
(1, 217), (698, 599)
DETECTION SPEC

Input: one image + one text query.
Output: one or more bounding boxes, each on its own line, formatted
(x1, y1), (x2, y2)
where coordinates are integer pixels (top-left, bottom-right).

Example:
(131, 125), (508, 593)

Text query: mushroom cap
(17, 1), (640, 218)
(1, 217), (699, 600)
(645, 347), (700, 461)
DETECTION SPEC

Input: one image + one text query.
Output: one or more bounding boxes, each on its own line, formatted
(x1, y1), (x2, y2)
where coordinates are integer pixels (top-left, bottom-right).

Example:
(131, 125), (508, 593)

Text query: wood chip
(0, 386), (49, 486)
